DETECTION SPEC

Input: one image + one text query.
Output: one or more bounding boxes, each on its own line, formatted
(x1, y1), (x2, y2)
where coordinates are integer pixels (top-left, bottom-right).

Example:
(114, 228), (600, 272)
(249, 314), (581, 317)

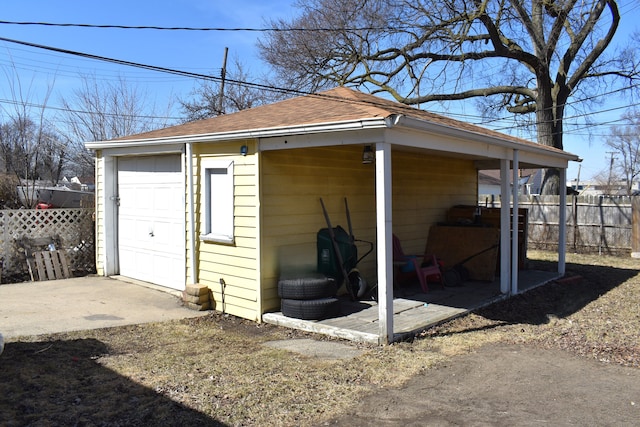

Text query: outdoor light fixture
(240, 145), (248, 156)
(362, 145), (374, 164)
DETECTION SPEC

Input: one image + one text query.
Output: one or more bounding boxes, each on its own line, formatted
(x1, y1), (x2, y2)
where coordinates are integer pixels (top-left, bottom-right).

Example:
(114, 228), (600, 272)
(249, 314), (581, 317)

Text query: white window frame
(200, 159), (234, 244)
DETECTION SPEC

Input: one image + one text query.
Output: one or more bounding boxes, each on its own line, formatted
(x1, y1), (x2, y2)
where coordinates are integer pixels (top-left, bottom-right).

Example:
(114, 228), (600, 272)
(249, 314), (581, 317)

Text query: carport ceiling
(391, 145), (545, 170)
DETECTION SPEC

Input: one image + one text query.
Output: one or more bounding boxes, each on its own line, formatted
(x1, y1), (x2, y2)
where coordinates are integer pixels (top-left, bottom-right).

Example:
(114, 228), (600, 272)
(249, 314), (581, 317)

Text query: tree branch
(400, 85), (536, 105)
(566, 0), (619, 91)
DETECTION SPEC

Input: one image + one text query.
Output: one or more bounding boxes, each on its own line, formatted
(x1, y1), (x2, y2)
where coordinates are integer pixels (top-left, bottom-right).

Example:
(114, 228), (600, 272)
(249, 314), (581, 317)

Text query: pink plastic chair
(392, 234), (442, 292)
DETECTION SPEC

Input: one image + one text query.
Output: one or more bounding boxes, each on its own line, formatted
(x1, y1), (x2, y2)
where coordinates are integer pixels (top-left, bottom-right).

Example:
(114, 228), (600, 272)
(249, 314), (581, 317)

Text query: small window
(201, 160), (234, 244)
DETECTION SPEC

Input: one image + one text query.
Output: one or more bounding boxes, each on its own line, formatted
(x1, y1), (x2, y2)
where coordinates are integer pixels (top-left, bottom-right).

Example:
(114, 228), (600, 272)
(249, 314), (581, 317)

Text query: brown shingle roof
(116, 86), (393, 141)
(112, 87), (563, 156)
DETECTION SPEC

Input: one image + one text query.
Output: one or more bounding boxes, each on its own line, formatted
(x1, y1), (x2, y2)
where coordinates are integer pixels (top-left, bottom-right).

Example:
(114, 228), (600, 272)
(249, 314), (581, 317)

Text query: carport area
(263, 269), (560, 344)
(0, 276), (208, 339)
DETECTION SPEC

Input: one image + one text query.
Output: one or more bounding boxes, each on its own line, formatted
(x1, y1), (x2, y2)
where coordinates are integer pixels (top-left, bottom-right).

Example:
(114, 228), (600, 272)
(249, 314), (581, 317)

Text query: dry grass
(0, 313), (443, 426)
(421, 250), (640, 366)
(1, 250), (639, 426)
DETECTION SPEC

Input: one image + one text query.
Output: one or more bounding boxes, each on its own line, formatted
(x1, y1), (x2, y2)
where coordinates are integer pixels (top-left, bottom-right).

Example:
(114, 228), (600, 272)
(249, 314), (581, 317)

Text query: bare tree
(0, 117), (66, 205)
(59, 74), (175, 177)
(0, 67), (65, 207)
(180, 57), (275, 122)
(606, 110), (640, 195)
(259, 0), (639, 194)
(0, 173), (20, 209)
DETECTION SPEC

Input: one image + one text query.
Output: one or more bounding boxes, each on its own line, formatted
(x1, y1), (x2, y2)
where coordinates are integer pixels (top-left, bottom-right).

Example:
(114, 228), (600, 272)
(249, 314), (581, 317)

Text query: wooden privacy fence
(0, 208), (95, 283)
(479, 195), (634, 255)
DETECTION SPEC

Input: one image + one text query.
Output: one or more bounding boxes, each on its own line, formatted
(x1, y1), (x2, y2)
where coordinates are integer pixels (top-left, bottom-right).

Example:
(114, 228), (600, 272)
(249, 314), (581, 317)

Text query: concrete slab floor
(263, 338), (365, 360)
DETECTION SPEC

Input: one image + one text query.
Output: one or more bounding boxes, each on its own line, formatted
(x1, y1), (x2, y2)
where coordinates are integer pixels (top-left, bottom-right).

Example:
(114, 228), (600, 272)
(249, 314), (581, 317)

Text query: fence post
(1, 211), (4, 283)
(632, 198), (640, 258)
(572, 195), (578, 252)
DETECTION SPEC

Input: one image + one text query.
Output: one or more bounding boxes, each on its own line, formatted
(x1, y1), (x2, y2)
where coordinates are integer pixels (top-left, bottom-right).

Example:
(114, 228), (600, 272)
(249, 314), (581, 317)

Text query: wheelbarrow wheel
(347, 269), (367, 299)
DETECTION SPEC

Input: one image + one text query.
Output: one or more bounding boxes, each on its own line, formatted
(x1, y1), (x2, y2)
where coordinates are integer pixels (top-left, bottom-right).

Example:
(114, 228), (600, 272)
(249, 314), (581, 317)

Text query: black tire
(281, 298), (341, 320)
(278, 274), (337, 300)
(443, 269), (461, 287)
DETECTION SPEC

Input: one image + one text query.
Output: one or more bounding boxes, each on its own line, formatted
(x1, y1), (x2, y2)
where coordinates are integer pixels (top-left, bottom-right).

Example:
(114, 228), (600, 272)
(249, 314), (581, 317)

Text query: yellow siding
(260, 145), (377, 313)
(260, 146), (477, 313)
(94, 150), (105, 276)
(391, 150), (477, 256)
(192, 140), (261, 321)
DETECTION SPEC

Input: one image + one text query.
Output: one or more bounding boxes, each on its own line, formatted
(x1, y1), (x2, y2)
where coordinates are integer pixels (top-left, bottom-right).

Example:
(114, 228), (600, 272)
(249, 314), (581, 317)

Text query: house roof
(478, 171), (504, 186)
(86, 87), (577, 163)
(115, 86), (398, 141)
(480, 169), (540, 184)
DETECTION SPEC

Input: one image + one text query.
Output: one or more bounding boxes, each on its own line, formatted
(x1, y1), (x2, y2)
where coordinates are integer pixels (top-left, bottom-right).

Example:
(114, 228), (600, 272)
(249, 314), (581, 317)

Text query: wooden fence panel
(479, 195), (634, 255)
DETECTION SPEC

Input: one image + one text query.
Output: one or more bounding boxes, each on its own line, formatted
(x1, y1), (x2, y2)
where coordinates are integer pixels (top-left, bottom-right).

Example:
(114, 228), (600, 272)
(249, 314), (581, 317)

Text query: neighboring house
(478, 171), (504, 196)
(16, 179), (94, 208)
(479, 169), (543, 197)
(567, 179), (640, 196)
(86, 87), (579, 344)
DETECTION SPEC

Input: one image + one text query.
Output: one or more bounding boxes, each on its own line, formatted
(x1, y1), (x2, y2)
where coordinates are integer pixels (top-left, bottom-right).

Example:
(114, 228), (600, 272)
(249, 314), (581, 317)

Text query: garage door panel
(151, 220), (182, 244)
(119, 250), (154, 283)
(152, 186), (183, 216)
(136, 187), (155, 210)
(117, 155), (185, 290)
(152, 253), (184, 287)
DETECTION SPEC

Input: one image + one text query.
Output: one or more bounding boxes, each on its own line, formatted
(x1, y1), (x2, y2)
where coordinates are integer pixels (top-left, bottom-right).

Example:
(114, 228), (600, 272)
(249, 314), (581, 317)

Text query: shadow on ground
(474, 260), (639, 325)
(0, 338), (224, 426)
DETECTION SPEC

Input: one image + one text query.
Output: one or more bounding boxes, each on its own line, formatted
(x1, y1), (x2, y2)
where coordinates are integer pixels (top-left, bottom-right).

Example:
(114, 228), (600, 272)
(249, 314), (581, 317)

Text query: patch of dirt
(326, 343), (640, 426)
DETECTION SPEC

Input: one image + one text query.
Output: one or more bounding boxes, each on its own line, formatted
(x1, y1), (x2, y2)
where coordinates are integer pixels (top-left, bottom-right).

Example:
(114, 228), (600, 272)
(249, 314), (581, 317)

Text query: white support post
(186, 142), (198, 284)
(500, 158), (510, 294)
(103, 155), (119, 276)
(558, 167), (567, 275)
(375, 142), (394, 345)
(511, 150), (519, 295)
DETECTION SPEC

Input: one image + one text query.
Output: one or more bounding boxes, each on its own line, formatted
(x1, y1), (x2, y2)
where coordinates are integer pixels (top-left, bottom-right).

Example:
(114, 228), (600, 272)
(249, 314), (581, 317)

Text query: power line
(0, 20), (400, 32)
(0, 35), (303, 97)
(0, 97), (181, 120)
(1, 35), (638, 138)
(491, 97), (640, 133)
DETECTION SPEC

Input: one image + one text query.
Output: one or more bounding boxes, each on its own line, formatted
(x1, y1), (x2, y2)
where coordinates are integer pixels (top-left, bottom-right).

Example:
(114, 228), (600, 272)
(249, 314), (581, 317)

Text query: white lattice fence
(1, 208), (95, 283)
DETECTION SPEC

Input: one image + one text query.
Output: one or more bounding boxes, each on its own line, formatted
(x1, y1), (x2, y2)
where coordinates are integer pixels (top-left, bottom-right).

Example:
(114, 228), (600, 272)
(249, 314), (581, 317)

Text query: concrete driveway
(0, 276), (208, 339)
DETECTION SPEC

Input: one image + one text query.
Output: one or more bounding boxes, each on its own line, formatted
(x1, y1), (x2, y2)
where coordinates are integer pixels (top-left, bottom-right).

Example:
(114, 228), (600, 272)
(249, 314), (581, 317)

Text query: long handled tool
(319, 198), (356, 300)
(344, 198), (373, 267)
(445, 243), (499, 286)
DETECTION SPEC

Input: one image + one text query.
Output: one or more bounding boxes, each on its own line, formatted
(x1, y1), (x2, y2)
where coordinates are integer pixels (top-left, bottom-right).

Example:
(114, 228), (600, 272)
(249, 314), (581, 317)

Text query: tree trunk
(536, 78), (565, 195)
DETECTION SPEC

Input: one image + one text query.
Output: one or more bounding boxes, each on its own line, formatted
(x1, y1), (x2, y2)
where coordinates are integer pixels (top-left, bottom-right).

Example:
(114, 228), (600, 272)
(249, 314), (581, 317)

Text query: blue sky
(1, 0), (638, 182)
(0, 0), (292, 108)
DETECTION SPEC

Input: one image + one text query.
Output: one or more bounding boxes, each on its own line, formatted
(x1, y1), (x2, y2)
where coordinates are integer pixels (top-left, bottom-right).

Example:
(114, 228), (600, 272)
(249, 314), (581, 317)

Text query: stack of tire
(278, 273), (341, 320)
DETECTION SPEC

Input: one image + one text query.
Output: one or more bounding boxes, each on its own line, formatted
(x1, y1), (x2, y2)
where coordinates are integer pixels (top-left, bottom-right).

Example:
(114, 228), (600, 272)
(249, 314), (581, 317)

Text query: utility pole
(606, 151), (616, 194)
(218, 47), (228, 115)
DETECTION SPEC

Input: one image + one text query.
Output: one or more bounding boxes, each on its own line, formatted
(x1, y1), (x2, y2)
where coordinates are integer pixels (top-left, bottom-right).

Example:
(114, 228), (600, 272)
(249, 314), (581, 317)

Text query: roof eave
(394, 115), (580, 162)
(84, 117), (390, 150)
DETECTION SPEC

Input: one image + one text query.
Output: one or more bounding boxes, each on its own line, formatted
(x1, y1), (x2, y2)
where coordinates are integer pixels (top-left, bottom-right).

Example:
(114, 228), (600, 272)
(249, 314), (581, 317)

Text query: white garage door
(117, 155), (185, 290)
